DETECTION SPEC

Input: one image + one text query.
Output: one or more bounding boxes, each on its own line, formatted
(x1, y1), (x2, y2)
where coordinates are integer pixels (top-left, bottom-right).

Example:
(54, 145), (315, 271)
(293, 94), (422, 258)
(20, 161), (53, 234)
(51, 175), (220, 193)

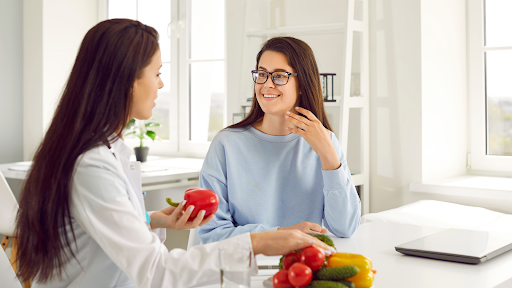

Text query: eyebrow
(258, 66), (289, 72)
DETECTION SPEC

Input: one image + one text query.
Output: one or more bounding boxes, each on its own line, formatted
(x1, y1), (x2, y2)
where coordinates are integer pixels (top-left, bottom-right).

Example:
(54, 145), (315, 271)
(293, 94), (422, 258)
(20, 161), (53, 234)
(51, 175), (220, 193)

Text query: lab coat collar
(109, 135), (133, 163)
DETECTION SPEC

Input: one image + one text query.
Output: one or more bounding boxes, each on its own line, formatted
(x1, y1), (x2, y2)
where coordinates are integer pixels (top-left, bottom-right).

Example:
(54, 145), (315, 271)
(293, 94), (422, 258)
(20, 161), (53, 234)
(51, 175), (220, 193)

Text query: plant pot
(134, 147), (149, 162)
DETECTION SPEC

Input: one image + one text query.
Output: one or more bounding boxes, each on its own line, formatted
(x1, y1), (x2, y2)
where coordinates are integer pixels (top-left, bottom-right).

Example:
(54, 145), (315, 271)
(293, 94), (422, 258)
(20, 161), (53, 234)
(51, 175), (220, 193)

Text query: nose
(158, 77), (164, 89)
(263, 75), (275, 88)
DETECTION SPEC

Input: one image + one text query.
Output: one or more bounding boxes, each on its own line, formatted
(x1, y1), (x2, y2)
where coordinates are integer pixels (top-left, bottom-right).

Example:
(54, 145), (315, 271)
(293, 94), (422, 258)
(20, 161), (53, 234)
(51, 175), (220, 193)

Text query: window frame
(468, 0), (512, 174)
(102, 0), (226, 158)
(177, 0), (227, 157)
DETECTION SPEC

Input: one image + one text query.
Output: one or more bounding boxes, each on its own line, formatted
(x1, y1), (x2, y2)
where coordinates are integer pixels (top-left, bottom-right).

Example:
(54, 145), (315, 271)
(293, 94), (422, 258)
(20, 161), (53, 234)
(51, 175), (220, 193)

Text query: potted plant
(123, 118), (161, 162)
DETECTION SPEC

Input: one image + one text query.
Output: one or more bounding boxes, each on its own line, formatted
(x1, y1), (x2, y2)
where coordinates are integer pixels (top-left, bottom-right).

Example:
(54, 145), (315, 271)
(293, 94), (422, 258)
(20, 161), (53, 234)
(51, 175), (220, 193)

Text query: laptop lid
(395, 228), (512, 264)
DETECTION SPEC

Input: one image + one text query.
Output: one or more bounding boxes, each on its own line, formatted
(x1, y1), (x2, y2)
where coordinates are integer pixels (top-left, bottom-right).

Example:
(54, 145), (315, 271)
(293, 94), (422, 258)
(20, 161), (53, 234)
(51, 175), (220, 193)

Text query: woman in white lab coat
(14, 19), (333, 288)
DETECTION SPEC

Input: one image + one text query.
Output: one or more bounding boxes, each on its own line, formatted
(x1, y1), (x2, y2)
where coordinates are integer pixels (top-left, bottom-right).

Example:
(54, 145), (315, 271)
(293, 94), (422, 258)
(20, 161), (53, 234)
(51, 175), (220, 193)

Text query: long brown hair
(15, 19), (159, 283)
(229, 37), (332, 131)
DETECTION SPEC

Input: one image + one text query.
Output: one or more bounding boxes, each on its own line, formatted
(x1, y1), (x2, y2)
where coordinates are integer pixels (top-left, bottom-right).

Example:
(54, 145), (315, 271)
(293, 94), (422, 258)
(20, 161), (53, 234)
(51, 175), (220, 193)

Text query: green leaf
(137, 134), (145, 140)
(124, 118), (136, 130)
(146, 130), (157, 141)
(123, 130), (136, 137)
(145, 122), (161, 128)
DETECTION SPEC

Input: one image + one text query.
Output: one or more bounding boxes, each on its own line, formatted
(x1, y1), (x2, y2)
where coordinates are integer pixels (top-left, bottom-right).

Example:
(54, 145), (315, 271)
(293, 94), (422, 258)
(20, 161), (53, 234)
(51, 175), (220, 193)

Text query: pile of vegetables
(273, 234), (376, 288)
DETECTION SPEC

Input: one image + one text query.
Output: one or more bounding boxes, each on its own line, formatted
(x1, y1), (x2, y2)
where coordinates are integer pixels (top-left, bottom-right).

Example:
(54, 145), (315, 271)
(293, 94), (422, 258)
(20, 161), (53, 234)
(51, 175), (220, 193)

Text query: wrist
(319, 152), (341, 170)
(149, 212), (161, 229)
(250, 233), (261, 255)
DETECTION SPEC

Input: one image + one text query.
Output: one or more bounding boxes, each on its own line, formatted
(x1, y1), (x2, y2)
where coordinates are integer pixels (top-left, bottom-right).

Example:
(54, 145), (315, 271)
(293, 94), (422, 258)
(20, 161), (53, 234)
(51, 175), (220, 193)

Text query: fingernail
(324, 250), (332, 256)
(201, 210), (206, 216)
(286, 111), (291, 115)
(295, 107), (299, 110)
(308, 240), (314, 245)
(188, 205), (195, 212)
(329, 247), (336, 252)
(285, 115), (289, 119)
(181, 200), (187, 206)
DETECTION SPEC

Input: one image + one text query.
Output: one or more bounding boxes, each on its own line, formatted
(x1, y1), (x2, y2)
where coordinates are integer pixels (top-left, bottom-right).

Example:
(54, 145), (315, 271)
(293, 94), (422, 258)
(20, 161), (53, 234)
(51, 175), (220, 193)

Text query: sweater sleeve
(197, 135), (277, 244)
(322, 133), (361, 238)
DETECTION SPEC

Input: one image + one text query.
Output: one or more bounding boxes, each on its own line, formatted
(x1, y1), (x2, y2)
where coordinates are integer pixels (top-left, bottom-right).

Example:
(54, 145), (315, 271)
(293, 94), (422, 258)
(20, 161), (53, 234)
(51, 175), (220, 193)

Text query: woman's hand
(277, 221), (328, 234)
(285, 107), (341, 170)
(250, 230), (336, 256)
(150, 200), (215, 230)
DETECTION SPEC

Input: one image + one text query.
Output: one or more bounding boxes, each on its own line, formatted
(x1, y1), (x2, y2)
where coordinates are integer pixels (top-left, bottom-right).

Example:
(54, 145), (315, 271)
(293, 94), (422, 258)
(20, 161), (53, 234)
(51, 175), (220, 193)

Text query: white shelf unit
(246, 23), (345, 37)
(241, 0), (370, 214)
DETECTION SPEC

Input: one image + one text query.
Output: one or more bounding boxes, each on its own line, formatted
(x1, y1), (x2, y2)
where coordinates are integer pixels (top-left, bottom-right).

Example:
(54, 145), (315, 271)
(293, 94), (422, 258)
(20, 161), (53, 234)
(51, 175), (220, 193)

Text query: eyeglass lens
(252, 71), (290, 85)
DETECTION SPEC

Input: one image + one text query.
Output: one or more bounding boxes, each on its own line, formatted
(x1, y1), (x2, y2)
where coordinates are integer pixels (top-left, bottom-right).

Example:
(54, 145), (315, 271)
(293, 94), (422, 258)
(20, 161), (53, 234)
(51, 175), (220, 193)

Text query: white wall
(370, 0), (480, 213)
(23, 0), (98, 160)
(420, 0), (467, 183)
(370, 0), (423, 212)
(0, 0), (24, 164)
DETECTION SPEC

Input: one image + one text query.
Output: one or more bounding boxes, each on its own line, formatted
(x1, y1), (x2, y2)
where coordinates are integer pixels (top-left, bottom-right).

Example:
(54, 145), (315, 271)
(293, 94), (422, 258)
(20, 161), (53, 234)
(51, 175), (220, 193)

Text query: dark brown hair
(229, 37), (332, 131)
(15, 19), (159, 283)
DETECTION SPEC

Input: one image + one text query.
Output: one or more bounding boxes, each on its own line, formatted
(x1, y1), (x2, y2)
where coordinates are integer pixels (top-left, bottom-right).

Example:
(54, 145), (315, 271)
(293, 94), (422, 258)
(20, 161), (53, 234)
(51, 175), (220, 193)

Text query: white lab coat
(33, 138), (256, 288)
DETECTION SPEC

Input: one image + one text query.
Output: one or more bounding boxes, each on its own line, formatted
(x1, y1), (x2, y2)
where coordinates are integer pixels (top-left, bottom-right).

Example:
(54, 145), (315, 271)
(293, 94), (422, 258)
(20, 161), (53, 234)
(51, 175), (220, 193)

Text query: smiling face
(255, 51), (299, 116)
(131, 48), (164, 120)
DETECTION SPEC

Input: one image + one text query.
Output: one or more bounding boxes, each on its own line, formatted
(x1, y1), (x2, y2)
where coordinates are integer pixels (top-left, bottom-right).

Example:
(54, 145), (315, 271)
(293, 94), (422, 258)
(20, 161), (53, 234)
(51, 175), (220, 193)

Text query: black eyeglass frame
(251, 70), (298, 86)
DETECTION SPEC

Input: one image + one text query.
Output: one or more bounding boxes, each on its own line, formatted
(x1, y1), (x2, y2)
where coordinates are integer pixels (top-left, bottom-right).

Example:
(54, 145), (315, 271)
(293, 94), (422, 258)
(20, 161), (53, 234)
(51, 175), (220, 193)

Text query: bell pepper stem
(166, 198), (180, 207)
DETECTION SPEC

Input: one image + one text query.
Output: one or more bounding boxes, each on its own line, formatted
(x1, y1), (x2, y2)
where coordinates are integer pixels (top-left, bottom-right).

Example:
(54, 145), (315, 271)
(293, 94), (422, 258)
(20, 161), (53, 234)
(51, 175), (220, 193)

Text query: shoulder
(329, 131), (340, 146)
(210, 126), (252, 146)
(75, 145), (120, 175)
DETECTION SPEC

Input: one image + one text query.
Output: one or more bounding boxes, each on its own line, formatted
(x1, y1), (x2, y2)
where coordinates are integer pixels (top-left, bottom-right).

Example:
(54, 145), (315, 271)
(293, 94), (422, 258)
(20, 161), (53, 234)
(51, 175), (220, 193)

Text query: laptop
(395, 228), (512, 264)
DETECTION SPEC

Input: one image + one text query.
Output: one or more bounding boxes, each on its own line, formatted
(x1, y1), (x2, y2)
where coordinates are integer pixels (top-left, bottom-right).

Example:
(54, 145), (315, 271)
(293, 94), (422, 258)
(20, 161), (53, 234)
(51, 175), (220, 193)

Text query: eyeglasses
(251, 70), (298, 85)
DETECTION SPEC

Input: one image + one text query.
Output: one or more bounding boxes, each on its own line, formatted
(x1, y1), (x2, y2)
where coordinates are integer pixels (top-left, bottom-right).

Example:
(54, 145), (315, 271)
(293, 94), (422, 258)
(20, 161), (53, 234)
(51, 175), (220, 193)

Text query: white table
(0, 156), (204, 191)
(244, 221), (512, 288)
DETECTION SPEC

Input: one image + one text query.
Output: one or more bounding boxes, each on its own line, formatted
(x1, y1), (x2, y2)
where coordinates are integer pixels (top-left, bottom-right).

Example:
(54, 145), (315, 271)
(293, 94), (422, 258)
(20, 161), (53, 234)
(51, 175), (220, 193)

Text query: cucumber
(305, 280), (348, 288)
(337, 280), (355, 288)
(314, 266), (359, 281)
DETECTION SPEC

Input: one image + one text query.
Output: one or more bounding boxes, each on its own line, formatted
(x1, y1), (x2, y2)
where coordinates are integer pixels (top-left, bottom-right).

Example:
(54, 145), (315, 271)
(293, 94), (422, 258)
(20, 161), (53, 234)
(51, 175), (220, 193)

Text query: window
(106, 0), (226, 157)
(468, 0), (512, 173)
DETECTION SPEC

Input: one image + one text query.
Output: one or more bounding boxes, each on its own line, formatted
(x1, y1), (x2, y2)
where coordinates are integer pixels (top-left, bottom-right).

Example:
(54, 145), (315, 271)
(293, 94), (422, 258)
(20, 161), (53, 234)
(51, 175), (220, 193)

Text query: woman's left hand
(285, 107), (341, 170)
(150, 201), (215, 230)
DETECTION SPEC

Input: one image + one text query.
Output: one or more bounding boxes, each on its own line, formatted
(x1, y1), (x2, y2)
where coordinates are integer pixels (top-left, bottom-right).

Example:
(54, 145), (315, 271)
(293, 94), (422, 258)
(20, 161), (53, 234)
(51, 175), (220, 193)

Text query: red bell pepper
(166, 188), (219, 221)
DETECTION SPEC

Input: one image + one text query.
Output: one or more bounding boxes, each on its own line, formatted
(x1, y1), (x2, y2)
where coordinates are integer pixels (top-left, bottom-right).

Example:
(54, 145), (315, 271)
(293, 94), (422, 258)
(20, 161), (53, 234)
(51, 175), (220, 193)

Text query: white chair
(0, 171), (29, 287)
(0, 248), (21, 288)
(187, 228), (201, 249)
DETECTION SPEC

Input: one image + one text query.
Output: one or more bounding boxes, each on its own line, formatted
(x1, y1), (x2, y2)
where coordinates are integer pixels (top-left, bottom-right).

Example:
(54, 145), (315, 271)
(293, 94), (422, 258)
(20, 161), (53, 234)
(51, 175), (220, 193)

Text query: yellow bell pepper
(327, 253), (375, 288)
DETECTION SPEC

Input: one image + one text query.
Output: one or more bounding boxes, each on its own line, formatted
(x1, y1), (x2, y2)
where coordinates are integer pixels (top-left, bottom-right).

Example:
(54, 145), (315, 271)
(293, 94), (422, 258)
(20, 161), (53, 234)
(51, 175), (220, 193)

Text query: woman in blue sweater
(198, 37), (361, 244)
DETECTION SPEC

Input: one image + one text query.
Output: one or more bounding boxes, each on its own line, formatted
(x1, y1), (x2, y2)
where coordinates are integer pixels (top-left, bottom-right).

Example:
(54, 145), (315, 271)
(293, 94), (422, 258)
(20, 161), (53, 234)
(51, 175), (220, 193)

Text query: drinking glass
(219, 246), (252, 288)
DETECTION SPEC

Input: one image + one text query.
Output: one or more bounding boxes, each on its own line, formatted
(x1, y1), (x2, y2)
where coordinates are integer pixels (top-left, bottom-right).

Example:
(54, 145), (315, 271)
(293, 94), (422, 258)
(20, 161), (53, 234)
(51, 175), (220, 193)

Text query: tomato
(273, 270), (293, 288)
(282, 252), (301, 270)
(288, 263), (313, 287)
(300, 246), (325, 271)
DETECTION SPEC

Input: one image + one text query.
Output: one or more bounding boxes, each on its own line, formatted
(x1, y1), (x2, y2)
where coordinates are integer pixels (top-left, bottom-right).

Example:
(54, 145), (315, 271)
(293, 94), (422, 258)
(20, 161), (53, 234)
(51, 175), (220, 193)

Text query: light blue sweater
(198, 126), (361, 243)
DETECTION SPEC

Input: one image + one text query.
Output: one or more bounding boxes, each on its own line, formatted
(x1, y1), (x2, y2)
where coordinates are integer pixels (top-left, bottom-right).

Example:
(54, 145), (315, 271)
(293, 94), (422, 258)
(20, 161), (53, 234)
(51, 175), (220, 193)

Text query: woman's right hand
(277, 221), (328, 234)
(250, 230), (336, 256)
(150, 201), (215, 230)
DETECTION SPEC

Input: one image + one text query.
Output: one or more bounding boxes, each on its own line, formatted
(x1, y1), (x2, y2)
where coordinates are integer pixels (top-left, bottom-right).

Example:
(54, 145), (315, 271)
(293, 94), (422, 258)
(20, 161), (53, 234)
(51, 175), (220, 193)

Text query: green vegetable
(337, 280), (355, 288)
(308, 233), (336, 249)
(314, 266), (359, 281)
(305, 280), (348, 288)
